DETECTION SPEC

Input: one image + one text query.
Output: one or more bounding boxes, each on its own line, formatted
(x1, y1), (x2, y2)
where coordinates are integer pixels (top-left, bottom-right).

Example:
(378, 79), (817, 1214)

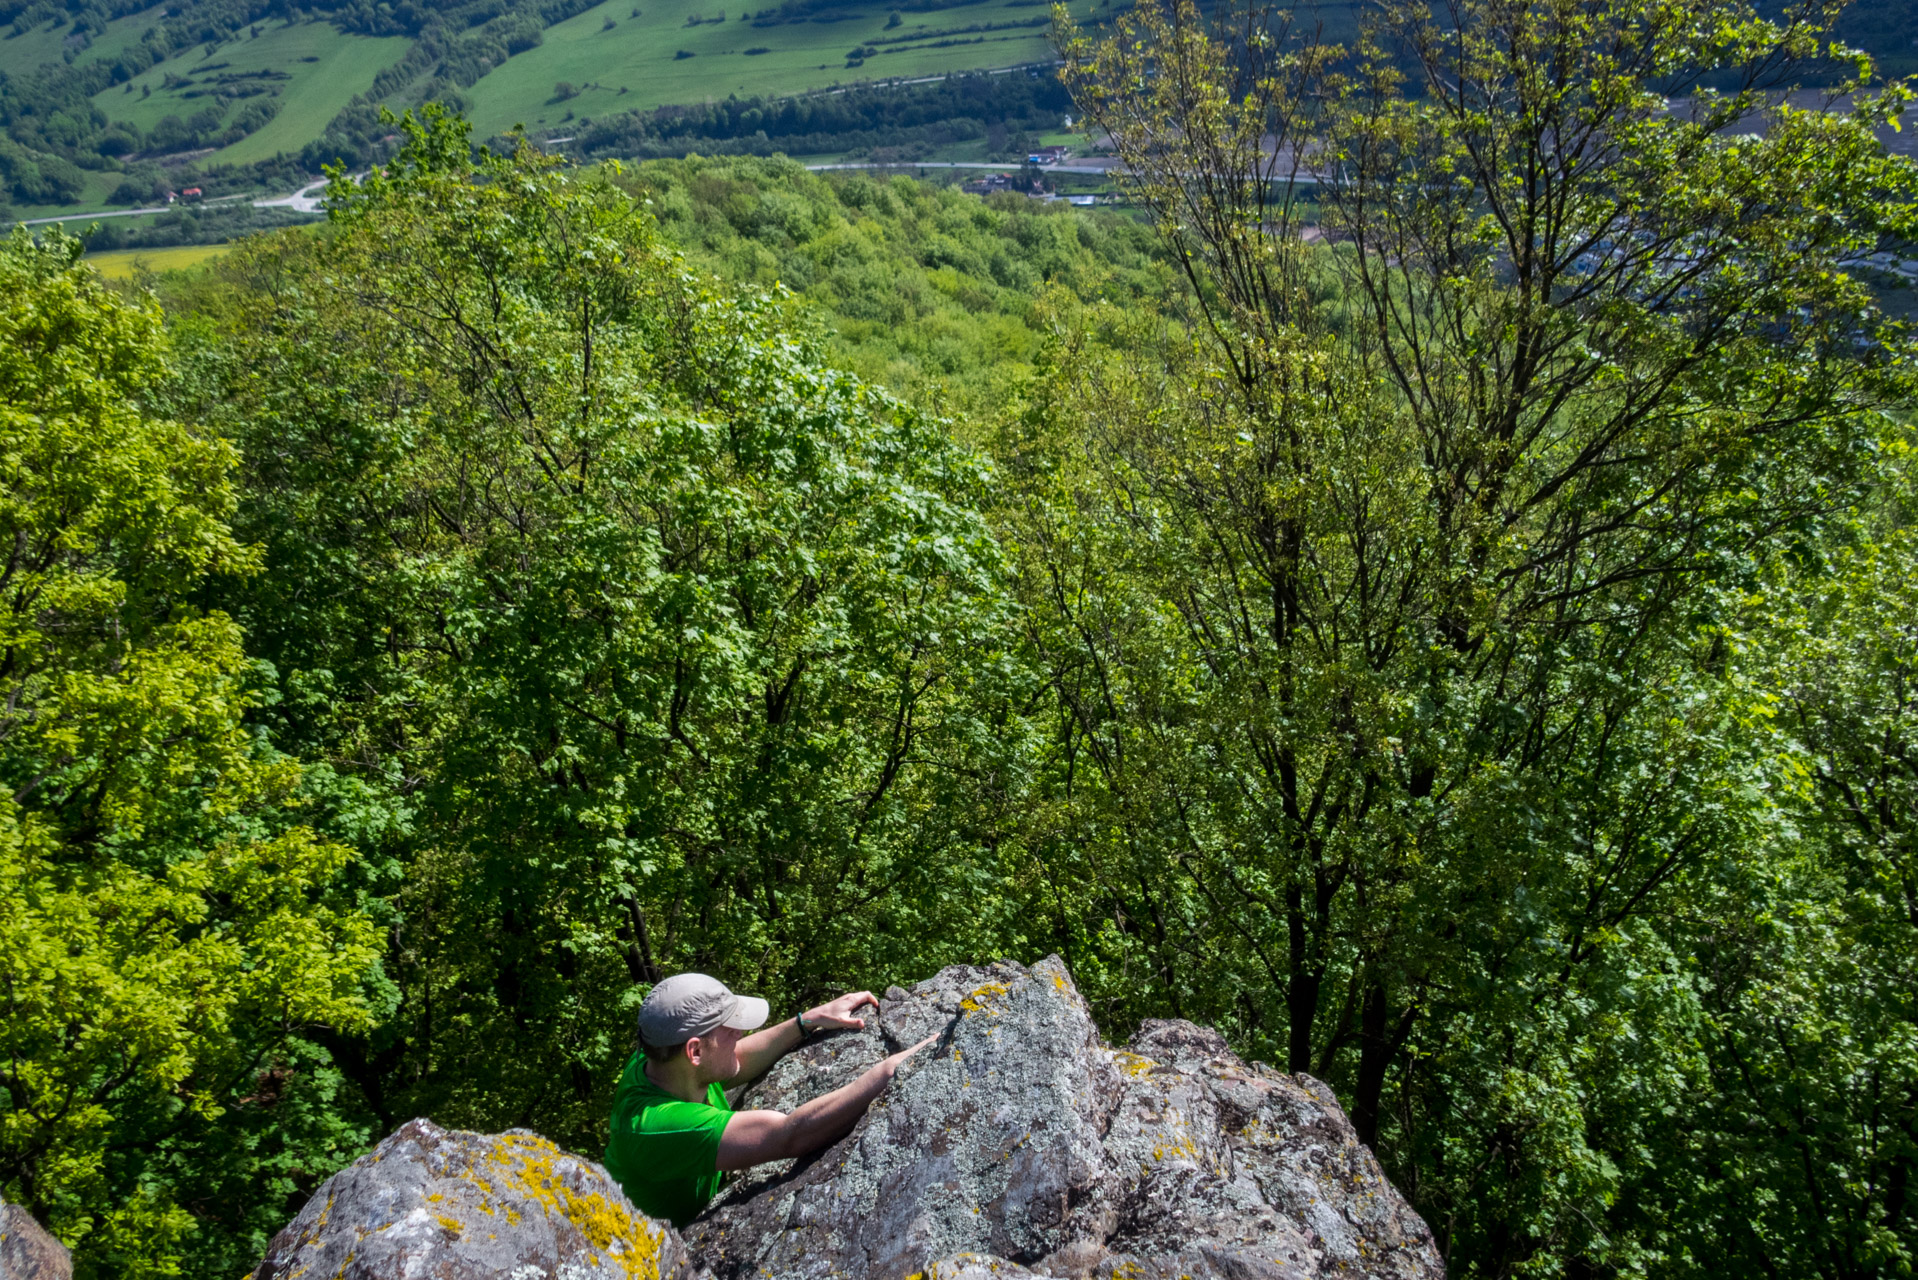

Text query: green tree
(1646, 454), (1918, 1278)
(1048, 0), (1918, 1271)
(0, 229), (378, 1278)
(182, 109), (1031, 1150)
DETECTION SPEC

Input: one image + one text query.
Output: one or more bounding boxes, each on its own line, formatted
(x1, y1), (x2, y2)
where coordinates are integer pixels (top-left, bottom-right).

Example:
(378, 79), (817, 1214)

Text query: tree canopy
(3, 0), (1917, 1266)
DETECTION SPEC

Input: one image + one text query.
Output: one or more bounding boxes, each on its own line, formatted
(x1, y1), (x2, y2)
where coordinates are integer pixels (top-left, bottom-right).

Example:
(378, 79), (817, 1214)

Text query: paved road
(252, 177), (333, 213)
(16, 176), (335, 227)
(805, 159), (1117, 174)
(18, 202), (190, 226)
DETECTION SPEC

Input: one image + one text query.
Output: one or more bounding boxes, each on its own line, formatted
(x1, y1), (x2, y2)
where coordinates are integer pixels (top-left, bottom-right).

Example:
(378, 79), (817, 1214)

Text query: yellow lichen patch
(426, 1193), (444, 1204)
(1149, 1132), (1201, 1164)
(436, 1215), (463, 1234)
(1112, 1051), (1157, 1078)
(480, 1132), (666, 1280)
(959, 982), (1011, 1015)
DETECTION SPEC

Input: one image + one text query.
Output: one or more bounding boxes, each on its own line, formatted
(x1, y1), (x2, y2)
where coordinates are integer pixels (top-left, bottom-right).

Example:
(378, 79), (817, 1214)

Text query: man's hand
(805, 990), (879, 1032)
(729, 989), (882, 1085)
(888, 1033), (938, 1072)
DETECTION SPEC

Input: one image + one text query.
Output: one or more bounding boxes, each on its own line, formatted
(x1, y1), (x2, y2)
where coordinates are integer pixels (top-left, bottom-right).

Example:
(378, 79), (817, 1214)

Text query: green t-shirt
(603, 1054), (733, 1227)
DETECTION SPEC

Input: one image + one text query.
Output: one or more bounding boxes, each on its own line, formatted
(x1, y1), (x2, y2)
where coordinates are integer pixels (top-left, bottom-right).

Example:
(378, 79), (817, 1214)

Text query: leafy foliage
(0, 228), (378, 1278)
(566, 71), (1074, 163)
(7, 0), (1918, 1263)
(619, 154), (1180, 422)
(1048, 0), (1918, 1270)
(174, 112), (1033, 1164)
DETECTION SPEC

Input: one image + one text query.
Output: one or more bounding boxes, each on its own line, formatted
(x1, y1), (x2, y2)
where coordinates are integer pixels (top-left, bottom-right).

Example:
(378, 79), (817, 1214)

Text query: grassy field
(458, 0), (1102, 137)
(0, 4), (164, 80)
(88, 21), (412, 160)
(83, 242), (233, 277)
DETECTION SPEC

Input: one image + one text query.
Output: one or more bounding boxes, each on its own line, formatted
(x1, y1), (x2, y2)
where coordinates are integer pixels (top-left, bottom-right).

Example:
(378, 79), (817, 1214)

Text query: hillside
(90, 19), (411, 168)
(452, 0), (1093, 138)
(7, 0), (1907, 220)
(0, 0), (1107, 219)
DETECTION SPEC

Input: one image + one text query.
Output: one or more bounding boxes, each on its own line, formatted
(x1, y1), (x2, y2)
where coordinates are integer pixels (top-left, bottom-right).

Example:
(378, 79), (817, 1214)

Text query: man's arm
(716, 1035), (934, 1172)
(730, 991), (878, 1084)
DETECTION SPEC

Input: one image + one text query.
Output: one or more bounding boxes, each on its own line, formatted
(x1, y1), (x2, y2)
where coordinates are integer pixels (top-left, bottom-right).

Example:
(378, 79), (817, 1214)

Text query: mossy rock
(250, 1119), (689, 1280)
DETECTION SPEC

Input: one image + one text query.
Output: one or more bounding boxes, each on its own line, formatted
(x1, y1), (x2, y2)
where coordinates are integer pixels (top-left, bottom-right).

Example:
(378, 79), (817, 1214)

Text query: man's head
(638, 973), (769, 1085)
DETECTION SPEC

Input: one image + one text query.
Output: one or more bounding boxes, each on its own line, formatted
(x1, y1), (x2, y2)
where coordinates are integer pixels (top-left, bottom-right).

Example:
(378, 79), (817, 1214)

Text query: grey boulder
(250, 1117), (692, 1280)
(686, 956), (1441, 1280)
(0, 1196), (70, 1280)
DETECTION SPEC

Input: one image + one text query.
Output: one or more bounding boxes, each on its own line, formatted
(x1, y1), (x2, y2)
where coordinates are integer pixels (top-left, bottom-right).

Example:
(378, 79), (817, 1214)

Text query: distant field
(84, 242), (232, 277)
(458, 0), (1102, 138)
(0, 3), (163, 80)
(89, 22), (412, 160)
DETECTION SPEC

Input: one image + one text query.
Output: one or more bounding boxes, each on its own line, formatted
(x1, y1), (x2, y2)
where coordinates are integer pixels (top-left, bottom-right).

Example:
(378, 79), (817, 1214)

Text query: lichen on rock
(254, 957), (1440, 1280)
(250, 1118), (691, 1280)
(0, 1195), (71, 1280)
(685, 957), (1443, 1280)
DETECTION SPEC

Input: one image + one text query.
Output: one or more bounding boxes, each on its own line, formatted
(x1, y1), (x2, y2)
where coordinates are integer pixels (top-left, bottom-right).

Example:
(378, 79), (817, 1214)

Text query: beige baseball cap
(637, 972), (770, 1048)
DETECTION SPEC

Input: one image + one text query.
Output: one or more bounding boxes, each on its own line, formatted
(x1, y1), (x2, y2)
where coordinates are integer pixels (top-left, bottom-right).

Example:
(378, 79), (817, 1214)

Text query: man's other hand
(730, 990), (881, 1087)
(806, 991), (879, 1031)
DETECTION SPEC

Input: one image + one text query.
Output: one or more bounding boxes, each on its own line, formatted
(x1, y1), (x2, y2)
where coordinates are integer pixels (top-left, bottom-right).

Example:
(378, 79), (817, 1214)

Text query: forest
(2, 0), (1916, 1272)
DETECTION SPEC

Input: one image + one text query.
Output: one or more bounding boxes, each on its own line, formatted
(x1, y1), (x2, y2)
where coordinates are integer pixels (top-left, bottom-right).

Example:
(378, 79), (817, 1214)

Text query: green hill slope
(88, 21), (410, 161)
(0, 2), (159, 77)
(460, 0), (1091, 137)
(0, 0), (1094, 218)
(2, 0), (1909, 219)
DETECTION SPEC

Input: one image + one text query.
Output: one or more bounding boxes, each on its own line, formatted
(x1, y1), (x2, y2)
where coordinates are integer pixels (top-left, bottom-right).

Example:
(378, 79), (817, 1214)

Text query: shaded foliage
(173, 111), (1034, 1190)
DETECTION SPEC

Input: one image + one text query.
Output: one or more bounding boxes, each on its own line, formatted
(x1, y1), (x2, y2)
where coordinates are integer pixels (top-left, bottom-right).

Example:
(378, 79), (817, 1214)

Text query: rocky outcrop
(254, 957), (1440, 1280)
(693, 956), (1441, 1280)
(250, 1118), (692, 1280)
(0, 1196), (71, 1280)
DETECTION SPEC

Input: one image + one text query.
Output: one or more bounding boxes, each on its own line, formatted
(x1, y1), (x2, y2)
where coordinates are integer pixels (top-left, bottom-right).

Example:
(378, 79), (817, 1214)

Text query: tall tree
(1046, 0), (1917, 1269)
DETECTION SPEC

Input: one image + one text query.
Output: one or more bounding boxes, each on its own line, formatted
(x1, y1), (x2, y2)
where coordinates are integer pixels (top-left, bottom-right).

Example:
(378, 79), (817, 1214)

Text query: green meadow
(457, 0), (1102, 138)
(0, 3), (163, 80)
(83, 240), (233, 276)
(88, 22), (412, 158)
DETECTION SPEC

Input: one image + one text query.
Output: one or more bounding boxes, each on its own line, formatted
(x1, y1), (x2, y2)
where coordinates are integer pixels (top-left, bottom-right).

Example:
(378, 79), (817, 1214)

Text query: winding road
(15, 176), (336, 228)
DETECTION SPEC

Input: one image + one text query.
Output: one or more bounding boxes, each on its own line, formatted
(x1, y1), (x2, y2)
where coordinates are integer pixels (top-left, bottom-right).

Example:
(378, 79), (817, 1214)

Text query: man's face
(687, 1025), (744, 1084)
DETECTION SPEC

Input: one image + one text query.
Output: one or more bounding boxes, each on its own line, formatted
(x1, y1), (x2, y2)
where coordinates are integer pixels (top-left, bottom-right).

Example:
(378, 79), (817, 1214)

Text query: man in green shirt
(604, 972), (932, 1227)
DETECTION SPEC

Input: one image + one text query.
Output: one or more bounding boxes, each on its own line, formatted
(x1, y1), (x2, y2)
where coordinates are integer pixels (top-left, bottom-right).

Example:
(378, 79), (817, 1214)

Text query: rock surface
(689, 957), (1442, 1279)
(254, 957), (1440, 1280)
(250, 1118), (691, 1280)
(0, 1196), (71, 1280)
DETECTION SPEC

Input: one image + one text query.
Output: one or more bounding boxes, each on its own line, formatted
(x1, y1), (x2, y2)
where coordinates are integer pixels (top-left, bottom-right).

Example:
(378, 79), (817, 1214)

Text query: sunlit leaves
(0, 229), (378, 1278)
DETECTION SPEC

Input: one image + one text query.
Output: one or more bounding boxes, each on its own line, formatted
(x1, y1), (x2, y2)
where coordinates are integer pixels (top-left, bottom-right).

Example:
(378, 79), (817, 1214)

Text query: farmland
(33, 0), (1105, 163)
(82, 240), (232, 276)
(457, 0), (1104, 138)
(83, 21), (411, 165)
(0, 2), (164, 80)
